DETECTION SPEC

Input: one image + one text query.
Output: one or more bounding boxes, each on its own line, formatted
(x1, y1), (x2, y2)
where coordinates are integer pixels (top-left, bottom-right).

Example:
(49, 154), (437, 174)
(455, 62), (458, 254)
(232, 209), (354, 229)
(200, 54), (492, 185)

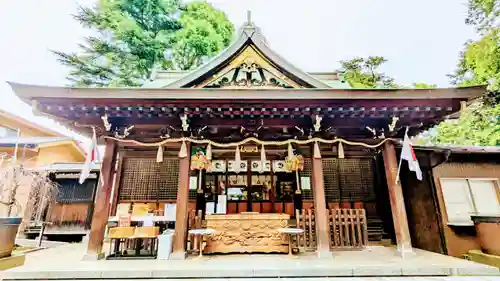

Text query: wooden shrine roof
(8, 82), (487, 141)
(9, 82), (485, 101)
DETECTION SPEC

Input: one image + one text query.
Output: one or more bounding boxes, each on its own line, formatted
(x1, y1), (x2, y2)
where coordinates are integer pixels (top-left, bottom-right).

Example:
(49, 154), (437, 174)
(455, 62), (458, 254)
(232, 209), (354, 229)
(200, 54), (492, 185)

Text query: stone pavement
(2, 243), (499, 280)
(7, 276), (500, 281)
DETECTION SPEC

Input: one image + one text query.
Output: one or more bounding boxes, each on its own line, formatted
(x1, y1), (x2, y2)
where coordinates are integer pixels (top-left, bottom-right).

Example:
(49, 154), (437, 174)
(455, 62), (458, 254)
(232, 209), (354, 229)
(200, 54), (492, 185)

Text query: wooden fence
(186, 208), (367, 253)
(296, 208), (368, 251)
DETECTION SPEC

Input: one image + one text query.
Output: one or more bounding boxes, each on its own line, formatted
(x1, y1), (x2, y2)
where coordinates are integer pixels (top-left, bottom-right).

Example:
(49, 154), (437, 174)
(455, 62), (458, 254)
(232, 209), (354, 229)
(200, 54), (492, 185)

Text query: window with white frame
(439, 178), (500, 225)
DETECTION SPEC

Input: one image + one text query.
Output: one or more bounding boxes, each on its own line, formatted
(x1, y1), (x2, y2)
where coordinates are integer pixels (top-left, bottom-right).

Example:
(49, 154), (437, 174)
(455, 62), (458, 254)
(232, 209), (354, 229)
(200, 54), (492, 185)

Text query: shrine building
(8, 18), (487, 260)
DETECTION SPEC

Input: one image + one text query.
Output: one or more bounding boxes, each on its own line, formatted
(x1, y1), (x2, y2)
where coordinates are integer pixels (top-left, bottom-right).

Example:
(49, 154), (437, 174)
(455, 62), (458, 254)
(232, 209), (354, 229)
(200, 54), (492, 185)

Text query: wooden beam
(171, 142), (192, 259)
(83, 139), (117, 260)
(382, 141), (414, 257)
(109, 151), (125, 217)
(311, 148), (331, 258)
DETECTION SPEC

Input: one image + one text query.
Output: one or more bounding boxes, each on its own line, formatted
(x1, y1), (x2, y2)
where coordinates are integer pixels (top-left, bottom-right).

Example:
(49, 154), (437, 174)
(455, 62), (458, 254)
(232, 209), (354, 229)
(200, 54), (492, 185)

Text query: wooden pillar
(382, 141), (414, 257)
(311, 148), (331, 258)
(83, 139), (117, 260)
(171, 142), (191, 260)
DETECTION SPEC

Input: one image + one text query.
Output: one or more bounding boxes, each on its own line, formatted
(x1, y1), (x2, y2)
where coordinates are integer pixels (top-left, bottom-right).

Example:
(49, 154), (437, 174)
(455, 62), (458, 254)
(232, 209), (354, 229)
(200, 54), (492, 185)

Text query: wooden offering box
(204, 212), (290, 254)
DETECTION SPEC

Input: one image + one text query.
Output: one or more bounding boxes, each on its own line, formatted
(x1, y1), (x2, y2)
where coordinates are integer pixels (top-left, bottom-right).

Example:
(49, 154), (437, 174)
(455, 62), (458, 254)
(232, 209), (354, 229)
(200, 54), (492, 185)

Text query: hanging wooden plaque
(251, 160), (271, 172)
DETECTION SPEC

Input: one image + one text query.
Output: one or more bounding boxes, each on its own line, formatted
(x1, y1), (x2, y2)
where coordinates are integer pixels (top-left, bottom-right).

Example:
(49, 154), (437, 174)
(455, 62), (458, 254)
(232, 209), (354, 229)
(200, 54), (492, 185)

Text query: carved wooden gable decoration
(201, 45), (298, 89)
(165, 17), (330, 89)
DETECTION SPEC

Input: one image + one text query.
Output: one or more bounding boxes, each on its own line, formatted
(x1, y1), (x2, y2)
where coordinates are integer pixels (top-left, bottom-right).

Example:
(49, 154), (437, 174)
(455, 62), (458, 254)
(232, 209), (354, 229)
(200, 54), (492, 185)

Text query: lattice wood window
(56, 179), (96, 203)
(119, 157), (180, 201)
(322, 159), (340, 201)
(322, 158), (374, 202)
(301, 158), (313, 200)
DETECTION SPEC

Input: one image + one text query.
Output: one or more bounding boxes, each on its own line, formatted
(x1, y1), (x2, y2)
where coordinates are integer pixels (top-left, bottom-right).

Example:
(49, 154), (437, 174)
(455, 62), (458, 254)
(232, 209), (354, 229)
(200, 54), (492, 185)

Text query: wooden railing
(295, 209), (317, 252)
(329, 208), (368, 249)
(296, 208), (368, 251)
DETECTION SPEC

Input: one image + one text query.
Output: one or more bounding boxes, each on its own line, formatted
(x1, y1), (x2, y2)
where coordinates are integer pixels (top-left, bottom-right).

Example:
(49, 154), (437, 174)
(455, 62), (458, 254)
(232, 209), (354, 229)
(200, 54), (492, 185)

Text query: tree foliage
(172, 2), (234, 70)
(448, 29), (500, 91)
(428, 0), (500, 146)
(338, 56), (398, 88)
(412, 82), (437, 89)
(54, 0), (234, 87)
(429, 103), (500, 146)
(466, 0), (500, 32)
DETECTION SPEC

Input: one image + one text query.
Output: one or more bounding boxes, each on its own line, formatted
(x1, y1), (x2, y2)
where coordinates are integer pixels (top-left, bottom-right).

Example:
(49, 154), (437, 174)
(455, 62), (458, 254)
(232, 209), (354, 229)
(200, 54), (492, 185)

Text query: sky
(0, 0), (477, 143)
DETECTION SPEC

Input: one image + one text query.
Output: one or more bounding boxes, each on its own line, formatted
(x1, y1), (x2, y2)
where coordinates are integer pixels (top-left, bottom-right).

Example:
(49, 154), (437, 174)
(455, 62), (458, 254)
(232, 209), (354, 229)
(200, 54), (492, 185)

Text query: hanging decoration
(338, 142), (345, 159)
(285, 154), (304, 172)
(313, 115), (322, 132)
(180, 115), (189, 131)
(235, 145), (241, 162)
(260, 144), (267, 173)
(101, 114), (112, 131)
(179, 141), (188, 158)
(156, 145), (163, 163)
(190, 147), (210, 171)
(313, 141), (321, 159)
(287, 143), (294, 158)
(103, 135), (393, 149)
(260, 144), (266, 162)
(206, 143), (212, 160)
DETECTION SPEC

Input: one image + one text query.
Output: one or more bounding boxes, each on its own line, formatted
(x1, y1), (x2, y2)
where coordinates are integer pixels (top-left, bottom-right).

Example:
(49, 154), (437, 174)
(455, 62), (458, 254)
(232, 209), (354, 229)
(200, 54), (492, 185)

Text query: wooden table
(188, 228), (216, 258)
(204, 212), (290, 254)
(278, 228), (305, 256)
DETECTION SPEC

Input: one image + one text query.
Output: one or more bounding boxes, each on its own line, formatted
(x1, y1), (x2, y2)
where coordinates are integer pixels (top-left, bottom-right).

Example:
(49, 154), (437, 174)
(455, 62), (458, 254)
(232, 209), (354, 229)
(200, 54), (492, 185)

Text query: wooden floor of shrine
(2, 243), (498, 280)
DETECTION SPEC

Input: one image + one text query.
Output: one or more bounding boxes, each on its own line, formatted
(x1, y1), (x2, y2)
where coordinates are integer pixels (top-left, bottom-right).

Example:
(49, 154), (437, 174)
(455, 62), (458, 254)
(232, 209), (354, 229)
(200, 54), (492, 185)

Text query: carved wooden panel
(204, 213), (290, 253)
(201, 46), (299, 89)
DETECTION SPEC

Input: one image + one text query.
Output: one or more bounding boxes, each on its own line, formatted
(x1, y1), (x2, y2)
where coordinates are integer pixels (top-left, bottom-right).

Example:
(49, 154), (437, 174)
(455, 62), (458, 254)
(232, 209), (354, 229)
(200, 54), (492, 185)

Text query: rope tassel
(206, 143), (212, 160)
(260, 144), (266, 162)
(287, 143), (294, 158)
(156, 145), (163, 163)
(235, 145), (241, 162)
(178, 141), (188, 158)
(338, 142), (345, 159)
(313, 141), (321, 159)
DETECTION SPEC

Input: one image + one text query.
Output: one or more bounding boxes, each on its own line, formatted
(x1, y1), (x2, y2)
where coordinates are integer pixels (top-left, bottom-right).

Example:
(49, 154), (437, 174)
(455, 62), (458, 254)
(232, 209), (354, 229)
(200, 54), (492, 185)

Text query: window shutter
(440, 179), (474, 223)
(468, 180), (500, 216)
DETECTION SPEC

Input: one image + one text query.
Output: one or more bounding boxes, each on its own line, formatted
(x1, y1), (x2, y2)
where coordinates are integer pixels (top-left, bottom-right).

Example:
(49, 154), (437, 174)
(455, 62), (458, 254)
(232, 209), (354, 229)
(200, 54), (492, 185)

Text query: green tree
(429, 0), (500, 146)
(412, 82), (437, 89)
(172, 2), (234, 70)
(430, 103), (500, 146)
(54, 0), (234, 87)
(338, 56), (398, 88)
(466, 0), (500, 32)
(448, 29), (500, 91)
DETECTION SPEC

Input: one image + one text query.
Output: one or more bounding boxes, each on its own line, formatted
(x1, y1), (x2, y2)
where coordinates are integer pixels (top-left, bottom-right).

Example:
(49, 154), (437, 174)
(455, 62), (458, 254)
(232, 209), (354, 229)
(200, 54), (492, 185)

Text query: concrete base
(316, 249), (333, 259)
(81, 251), (105, 261)
(2, 246), (498, 280)
(169, 251), (187, 260)
(0, 254), (25, 271)
(397, 245), (416, 259)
